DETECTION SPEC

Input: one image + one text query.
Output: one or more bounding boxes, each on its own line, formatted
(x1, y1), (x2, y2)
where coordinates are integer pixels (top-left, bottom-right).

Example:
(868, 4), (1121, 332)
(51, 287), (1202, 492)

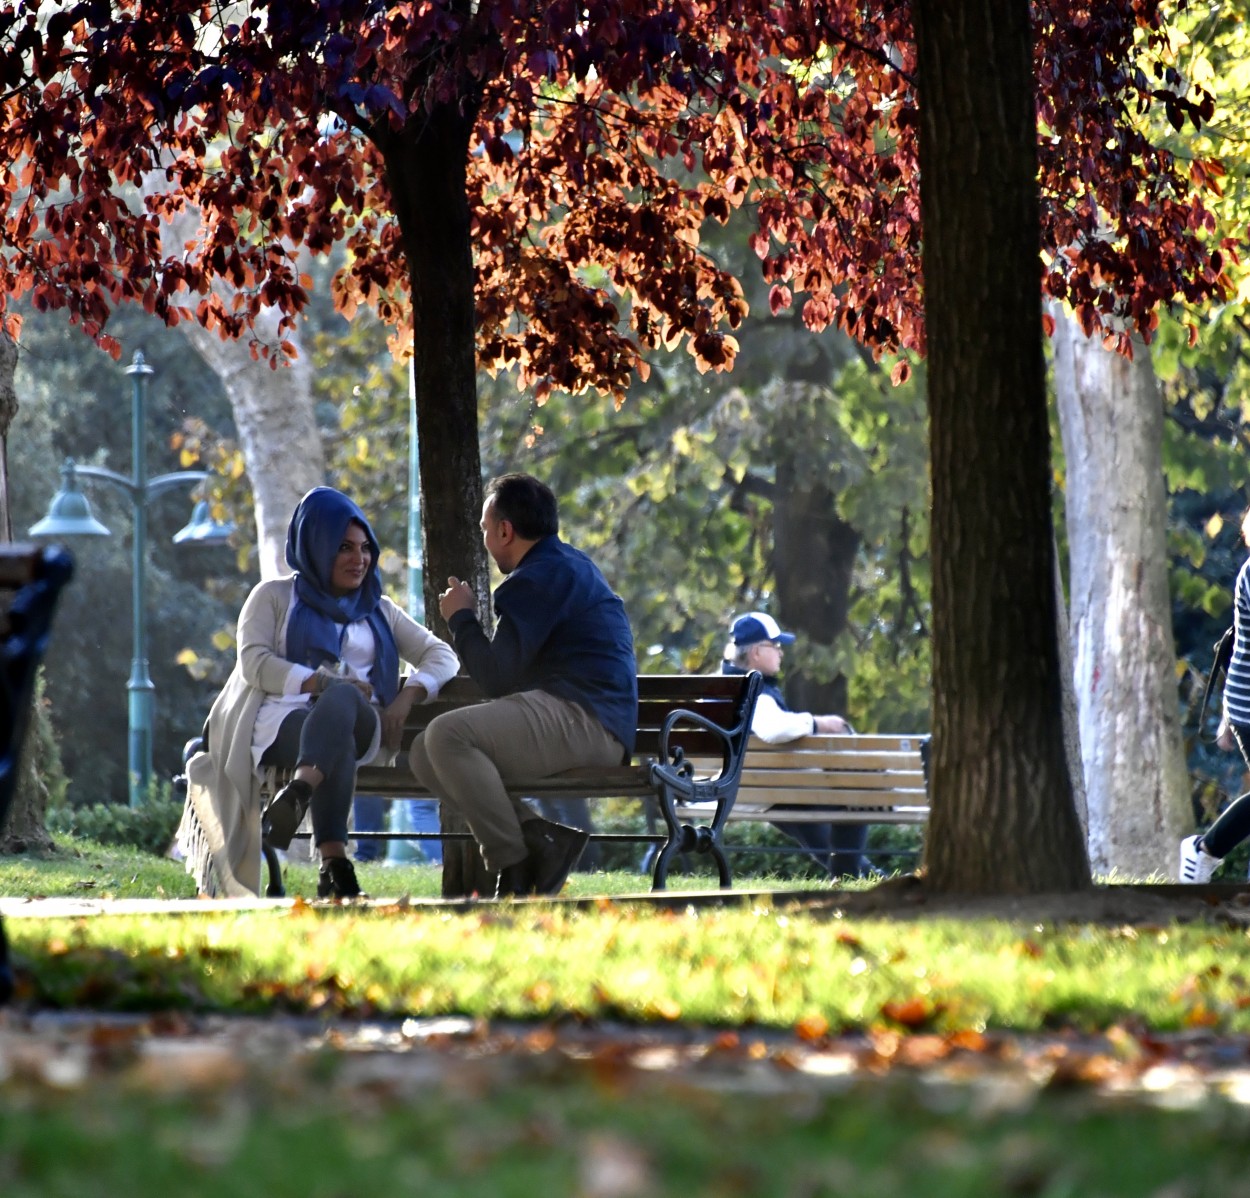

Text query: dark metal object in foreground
(0, 544), (74, 1004)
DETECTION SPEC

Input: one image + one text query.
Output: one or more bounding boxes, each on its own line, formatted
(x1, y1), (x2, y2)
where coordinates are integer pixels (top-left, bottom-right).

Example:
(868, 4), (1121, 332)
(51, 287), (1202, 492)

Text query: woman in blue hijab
(178, 487), (459, 899)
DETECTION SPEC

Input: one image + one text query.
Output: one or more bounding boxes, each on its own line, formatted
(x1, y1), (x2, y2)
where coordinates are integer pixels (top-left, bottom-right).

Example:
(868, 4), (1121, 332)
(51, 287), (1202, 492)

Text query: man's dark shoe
(522, 817), (589, 896)
(317, 856), (362, 899)
(261, 778), (312, 850)
(494, 858), (536, 899)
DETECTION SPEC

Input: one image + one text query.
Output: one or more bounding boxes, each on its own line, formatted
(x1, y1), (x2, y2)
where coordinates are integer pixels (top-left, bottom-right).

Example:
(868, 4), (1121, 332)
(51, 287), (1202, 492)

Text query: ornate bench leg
(705, 829), (733, 889)
(649, 775), (737, 891)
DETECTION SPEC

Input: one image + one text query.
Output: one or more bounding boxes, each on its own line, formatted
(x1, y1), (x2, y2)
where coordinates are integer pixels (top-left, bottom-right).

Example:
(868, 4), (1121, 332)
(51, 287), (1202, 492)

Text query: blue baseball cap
(731, 612), (796, 646)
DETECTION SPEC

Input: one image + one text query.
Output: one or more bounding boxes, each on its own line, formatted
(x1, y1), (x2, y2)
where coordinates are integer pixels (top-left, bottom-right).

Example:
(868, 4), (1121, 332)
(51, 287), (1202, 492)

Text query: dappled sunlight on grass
(8, 900), (1250, 1037)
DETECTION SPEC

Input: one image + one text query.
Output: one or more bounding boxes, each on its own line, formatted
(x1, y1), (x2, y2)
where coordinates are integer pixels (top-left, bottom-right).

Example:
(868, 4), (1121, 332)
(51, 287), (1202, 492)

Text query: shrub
(577, 799), (922, 880)
(47, 786), (182, 856)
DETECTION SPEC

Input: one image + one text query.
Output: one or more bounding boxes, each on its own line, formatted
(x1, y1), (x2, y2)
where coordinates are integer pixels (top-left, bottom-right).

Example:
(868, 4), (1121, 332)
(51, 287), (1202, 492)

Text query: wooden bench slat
(687, 804), (930, 825)
(755, 734), (927, 753)
(731, 769), (926, 791)
(728, 785), (925, 805)
(725, 785), (930, 800)
(692, 753), (924, 774)
(715, 750), (923, 771)
(353, 765), (655, 800)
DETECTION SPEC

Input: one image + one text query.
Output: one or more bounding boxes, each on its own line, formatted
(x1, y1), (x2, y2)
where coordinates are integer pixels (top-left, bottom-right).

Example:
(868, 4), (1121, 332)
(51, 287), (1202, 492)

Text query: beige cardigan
(177, 577), (459, 896)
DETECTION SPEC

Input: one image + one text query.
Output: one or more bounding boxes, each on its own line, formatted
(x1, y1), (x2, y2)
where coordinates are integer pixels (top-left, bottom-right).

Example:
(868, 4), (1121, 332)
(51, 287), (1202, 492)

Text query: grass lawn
(2, 1038), (1247, 1198)
(0, 836), (831, 901)
(3, 839), (1249, 1035)
(5, 837), (1250, 1196)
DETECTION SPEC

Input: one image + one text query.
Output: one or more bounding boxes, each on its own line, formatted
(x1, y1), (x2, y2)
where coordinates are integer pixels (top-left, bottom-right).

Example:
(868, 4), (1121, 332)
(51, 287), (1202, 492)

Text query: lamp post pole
(64, 353), (219, 807)
(126, 352), (154, 809)
(30, 350), (233, 807)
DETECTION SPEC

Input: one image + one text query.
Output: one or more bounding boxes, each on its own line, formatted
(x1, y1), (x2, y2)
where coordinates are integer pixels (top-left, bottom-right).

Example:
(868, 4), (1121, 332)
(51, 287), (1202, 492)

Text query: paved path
(0, 886), (826, 920)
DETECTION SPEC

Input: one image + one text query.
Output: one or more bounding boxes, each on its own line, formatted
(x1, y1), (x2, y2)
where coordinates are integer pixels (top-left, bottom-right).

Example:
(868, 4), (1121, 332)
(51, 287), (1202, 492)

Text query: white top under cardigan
(249, 603), (451, 772)
(177, 576), (460, 897)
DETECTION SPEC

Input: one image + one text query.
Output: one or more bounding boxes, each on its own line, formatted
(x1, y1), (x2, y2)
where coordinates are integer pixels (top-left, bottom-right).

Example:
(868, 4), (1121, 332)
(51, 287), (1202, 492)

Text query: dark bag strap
(1199, 626), (1235, 743)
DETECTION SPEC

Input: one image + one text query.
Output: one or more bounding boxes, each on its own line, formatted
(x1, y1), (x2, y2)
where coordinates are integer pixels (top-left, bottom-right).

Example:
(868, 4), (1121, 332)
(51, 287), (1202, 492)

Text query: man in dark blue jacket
(410, 473), (638, 897)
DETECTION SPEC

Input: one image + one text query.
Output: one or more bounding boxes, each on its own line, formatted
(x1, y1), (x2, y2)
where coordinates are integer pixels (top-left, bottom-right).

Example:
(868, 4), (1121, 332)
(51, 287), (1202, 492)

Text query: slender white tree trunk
(1053, 305), (1190, 878)
(157, 202), (324, 578)
(179, 310), (324, 579)
(1055, 535), (1089, 837)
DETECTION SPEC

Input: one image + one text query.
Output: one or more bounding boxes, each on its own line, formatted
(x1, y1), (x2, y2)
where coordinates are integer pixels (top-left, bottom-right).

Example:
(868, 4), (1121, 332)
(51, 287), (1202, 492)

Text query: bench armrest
(650, 670), (762, 793)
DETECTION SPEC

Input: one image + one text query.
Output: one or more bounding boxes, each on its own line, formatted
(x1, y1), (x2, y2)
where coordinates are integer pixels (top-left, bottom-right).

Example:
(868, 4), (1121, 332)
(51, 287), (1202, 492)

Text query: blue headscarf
(284, 487), (400, 707)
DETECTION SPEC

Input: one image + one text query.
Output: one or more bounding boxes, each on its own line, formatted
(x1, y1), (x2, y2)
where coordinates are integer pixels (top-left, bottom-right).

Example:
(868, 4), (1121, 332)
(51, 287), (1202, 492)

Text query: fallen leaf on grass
(1042, 1050), (1120, 1088)
(524, 980), (554, 1005)
(794, 1013), (830, 1042)
(881, 998), (937, 1030)
(946, 1029), (989, 1053)
(1184, 1004), (1222, 1029)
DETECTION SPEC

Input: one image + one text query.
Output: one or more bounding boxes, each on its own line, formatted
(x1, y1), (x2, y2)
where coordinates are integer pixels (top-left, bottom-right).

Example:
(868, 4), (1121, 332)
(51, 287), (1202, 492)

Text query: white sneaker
(1179, 835), (1222, 884)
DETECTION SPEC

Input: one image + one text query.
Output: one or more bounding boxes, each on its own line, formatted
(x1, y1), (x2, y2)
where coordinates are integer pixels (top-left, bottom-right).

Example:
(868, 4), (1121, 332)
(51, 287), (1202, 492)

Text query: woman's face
(329, 521), (372, 596)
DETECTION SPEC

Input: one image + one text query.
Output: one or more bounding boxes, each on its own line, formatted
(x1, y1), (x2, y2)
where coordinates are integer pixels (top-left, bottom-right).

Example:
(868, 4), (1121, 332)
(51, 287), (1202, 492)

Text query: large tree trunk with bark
(915, 0), (1090, 894)
(1053, 310), (1190, 876)
(384, 106), (491, 642)
(384, 103), (494, 899)
(0, 327), (13, 541)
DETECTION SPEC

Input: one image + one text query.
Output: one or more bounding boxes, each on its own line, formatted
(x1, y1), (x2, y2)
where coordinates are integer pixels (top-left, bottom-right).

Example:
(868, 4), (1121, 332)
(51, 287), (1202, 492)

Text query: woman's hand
(1218, 719), (1235, 752)
(305, 667), (373, 700)
(382, 683), (427, 751)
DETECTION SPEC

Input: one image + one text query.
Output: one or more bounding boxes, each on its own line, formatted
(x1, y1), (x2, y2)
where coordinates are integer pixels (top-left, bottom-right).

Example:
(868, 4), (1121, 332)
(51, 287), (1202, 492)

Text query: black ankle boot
(261, 778), (312, 850)
(521, 817), (589, 896)
(317, 856), (362, 899)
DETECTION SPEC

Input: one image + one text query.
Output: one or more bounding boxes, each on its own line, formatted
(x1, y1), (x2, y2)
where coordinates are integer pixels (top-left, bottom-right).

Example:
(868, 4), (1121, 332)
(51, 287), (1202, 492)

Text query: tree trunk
(2, 671), (58, 854)
(0, 327), (14, 541)
(915, 0), (1090, 893)
(179, 309), (324, 580)
(773, 459), (858, 717)
(155, 200), (325, 579)
(1053, 309), (1190, 876)
(1054, 534), (1089, 837)
(384, 105), (491, 642)
(383, 102), (493, 898)
(0, 328), (55, 852)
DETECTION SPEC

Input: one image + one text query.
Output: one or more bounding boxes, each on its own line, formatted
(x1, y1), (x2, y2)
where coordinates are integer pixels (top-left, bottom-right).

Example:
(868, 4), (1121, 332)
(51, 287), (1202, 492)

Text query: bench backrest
(692, 732), (930, 812)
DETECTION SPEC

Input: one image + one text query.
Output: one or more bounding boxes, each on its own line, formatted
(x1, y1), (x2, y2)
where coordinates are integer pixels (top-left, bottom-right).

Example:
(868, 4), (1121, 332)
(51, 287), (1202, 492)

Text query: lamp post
(30, 350), (233, 807)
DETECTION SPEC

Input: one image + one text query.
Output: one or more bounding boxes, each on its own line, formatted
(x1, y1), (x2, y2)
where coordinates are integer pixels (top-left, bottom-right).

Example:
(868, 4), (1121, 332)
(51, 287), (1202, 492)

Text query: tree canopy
(1, 0), (1239, 892)
(0, 1), (1231, 382)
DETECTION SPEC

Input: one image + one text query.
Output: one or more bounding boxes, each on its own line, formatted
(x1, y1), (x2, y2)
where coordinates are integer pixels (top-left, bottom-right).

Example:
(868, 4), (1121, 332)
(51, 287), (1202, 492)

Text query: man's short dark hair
(485, 473), (559, 540)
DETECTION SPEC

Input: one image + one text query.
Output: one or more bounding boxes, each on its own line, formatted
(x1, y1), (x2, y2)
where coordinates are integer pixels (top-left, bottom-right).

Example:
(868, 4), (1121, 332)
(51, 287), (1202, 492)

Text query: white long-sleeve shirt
(750, 691), (818, 743)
